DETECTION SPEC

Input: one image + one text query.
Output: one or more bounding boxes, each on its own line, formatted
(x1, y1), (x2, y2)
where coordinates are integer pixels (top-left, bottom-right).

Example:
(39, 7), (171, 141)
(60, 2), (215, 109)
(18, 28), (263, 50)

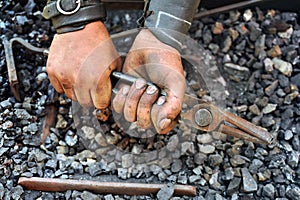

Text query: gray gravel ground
(0, 1), (300, 199)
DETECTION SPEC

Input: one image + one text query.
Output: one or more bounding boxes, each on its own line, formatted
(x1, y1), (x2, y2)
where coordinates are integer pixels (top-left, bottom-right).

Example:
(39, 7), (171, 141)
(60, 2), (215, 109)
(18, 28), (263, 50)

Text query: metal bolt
(194, 108), (213, 127)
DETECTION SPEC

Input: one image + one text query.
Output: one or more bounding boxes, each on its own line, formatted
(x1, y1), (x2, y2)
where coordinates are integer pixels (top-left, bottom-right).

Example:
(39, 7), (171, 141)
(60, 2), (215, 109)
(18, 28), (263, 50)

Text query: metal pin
(194, 108), (213, 127)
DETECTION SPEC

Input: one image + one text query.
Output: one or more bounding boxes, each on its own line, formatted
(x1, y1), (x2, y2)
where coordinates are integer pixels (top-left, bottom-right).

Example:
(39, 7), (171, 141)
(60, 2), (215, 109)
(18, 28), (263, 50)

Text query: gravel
(1, 1), (300, 199)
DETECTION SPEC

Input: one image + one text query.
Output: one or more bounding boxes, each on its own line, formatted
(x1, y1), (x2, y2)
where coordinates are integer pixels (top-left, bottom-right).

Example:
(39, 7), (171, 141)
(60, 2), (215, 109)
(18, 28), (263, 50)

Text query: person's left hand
(112, 29), (186, 134)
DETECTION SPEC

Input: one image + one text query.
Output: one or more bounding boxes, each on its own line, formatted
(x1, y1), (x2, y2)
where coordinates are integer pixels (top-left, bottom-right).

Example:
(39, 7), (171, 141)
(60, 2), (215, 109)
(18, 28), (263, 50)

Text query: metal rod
(194, 0), (268, 19)
(18, 177), (197, 196)
(3, 38), (20, 101)
(112, 72), (167, 96)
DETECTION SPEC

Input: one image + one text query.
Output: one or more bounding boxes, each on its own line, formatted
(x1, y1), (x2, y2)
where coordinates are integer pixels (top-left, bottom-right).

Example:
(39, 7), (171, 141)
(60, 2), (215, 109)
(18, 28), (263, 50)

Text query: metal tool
(111, 72), (274, 145)
(18, 177), (197, 196)
(2, 37), (49, 101)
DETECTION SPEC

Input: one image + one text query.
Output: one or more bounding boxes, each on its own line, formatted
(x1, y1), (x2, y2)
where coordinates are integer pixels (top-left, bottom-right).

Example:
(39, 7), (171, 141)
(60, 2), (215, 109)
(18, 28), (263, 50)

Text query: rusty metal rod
(194, 0), (269, 19)
(2, 37), (49, 101)
(18, 177), (197, 196)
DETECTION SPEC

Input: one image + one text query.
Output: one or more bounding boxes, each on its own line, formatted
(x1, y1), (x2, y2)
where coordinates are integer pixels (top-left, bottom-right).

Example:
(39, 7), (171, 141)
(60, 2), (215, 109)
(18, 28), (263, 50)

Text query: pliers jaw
(181, 102), (274, 145)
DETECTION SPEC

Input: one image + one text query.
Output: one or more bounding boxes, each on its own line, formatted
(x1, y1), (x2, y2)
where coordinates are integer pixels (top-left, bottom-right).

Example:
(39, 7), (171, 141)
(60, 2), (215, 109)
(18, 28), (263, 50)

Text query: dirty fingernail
(122, 86), (130, 95)
(159, 118), (171, 130)
(146, 85), (158, 95)
(135, 79), (146, 89)
(157, 96), (166, 105)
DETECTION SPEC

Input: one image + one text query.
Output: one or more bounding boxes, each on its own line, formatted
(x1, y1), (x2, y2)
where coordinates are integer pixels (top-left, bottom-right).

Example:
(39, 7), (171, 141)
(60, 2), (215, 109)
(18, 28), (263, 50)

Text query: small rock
(121, 154), (133, 168)
(45, 159), (57, 170)
(158, 172), (167, 181)
(177, 173), (188, 184)
(235, 40), (246, 51)
(282, 108), (294, 119)
(227, 178), (241, 195)
(262, 104), (277, 114)
(171, 159), (182, 173)
(264, 58), (274, 72)
(156, 183), (174, 200)
(249, 159), (263, 174)
(1, 121), (13, 130)
(287, 151), (299, 168)
(285, 130), (294, 140)
(265, 80), (279, 97)
(81, 191), (100, 200)
(189, 175), (201, 183)
(27, 123), (38, 133)
(230, 155), (246, 167)
(167, 135), (179, 151)
(212, 22), (224, 34)
(181, 142), (195, 155)
(194, 153), (208, 165)
(55, 114), (68, 129)
(197, 133), (213, 144)
(229, 28), (239, 41)
(249, 104), (261, 115)
(89, 162), (106, 176)
(104, 194), (114, 200)
(35, 72), (48, 85)
(199, 144), (215, 154)
(272, 57), (293, 77)
(255, 34), (266, 57)
(0, 99), (12, 109)
(267, 45), (282, 58)
(71, 161), (84, 174)
(15, 15), (28, 25)
(117, 168), (128, 180)
(209, 172), (221, 189)
(286, 187), (300, 200)
(81, 126), (95, 140)
(222, 36), (232, 53)
(262, 183), (275, 199)
(76, 150), (96, 161)
(65, 130), (78, 147)
(14, 109), (32, 120)
(94, 133), (108, 147)
(249, 22), (262, 41)
(224, 167), (235, 180)
(278, 27), (293, 39)
(224, 63), (250, 82)
(243, 9), (253, 21)
(284, 91), (299, 104)
(241, 168), (257, 192)
(208, 154), (223, 167)
(0, 183), (4, 199)
(11, 186), (24, 200)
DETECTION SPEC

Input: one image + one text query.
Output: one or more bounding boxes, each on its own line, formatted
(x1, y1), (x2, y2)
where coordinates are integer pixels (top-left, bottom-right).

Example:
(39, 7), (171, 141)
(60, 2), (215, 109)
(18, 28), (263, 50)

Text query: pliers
(111, 72), (274, 145)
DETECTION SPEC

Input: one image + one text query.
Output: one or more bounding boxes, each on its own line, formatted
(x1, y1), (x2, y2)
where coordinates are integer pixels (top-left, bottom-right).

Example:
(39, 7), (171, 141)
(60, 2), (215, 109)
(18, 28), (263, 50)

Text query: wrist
(142, 0), (201, 51)
(43, 0), (107, 34)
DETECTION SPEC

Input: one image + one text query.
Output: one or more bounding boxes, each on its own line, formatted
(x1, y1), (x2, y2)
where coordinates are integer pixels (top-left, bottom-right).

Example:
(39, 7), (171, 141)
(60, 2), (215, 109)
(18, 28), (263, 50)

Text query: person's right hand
(46, 21), (121, 109)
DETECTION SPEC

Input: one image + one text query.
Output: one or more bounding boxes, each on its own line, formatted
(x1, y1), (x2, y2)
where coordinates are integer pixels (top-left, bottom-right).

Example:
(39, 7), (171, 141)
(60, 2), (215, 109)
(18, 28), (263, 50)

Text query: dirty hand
(46, 21), (121, 109)
(112, 29), (186, 134)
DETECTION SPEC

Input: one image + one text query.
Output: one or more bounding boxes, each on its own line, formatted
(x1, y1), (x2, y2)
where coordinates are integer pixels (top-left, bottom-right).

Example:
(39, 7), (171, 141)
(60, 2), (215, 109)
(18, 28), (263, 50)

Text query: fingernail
(159, 118), (171, 130)
(157, 96), (166, 105)
(146, 85), (158, 95)
(135, 78), (146, 89)
(122, 86), (130, 95)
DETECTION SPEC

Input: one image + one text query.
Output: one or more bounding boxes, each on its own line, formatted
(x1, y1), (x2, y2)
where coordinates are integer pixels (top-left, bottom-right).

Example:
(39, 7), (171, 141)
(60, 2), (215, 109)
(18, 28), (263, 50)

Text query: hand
(46, 21), (121, 109)
(112, 29), (186, 134)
